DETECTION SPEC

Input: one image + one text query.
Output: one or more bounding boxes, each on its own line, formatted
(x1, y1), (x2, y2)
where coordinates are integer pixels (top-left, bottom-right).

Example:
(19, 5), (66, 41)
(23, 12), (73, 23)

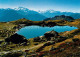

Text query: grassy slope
(0, 19), (80, 57)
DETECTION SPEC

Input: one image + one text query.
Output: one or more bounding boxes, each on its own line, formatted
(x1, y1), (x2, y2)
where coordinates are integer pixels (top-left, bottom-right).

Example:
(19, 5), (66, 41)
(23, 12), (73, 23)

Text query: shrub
(72, 38), (79, 42)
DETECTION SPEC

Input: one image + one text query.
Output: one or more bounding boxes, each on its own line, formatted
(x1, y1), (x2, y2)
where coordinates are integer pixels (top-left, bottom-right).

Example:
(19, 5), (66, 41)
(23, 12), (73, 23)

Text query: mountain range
(38, 10), (80, 19)
(0, 7), (80, 22)
(0, 7), (46, 22)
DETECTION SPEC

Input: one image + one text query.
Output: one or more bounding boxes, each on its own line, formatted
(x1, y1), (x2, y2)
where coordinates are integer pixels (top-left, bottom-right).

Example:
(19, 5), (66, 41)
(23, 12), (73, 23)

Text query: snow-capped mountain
(38, 10), (56, 13)
(0, 7), (80, 22)
(0, 7), (46, 22)
(0, 8), (27, 22)
(38, 10), (80, 19)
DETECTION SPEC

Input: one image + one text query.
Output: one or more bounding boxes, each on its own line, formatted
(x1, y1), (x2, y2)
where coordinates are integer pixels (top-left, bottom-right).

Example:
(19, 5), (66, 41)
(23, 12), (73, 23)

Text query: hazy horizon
(0, 7), (79, 13)
(0, 0), (80, 13)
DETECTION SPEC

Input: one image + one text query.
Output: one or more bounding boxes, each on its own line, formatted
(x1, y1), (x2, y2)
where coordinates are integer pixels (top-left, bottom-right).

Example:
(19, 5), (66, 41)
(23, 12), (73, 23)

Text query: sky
(0, 0), (80, 13)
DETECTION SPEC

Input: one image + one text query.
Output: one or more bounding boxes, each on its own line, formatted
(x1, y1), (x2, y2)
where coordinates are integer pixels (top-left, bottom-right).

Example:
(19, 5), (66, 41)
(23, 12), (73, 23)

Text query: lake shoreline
(17, 25), (78, 39)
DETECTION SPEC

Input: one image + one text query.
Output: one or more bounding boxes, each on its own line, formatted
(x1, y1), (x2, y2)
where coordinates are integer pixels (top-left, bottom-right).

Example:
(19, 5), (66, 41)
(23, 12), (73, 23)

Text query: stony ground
(0, 19), (80, 57)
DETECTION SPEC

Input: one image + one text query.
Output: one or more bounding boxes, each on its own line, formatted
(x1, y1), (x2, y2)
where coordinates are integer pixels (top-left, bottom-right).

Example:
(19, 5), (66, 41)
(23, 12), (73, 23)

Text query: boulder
(5, 33), (28, 44)
(33, 37), (41, 42)
(0, 41), (3, 44)
(33, 36), (46, 42)
(44, 30), (58, 40)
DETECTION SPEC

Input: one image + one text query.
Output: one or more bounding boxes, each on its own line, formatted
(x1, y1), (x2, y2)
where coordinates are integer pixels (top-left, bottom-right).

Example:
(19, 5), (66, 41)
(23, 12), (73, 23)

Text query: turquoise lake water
(17, 25), (77, 39)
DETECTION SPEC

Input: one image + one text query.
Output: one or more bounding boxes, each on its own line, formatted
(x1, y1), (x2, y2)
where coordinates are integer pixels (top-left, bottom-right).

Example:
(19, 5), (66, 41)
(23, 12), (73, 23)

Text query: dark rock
(5, 33), (28, 44)
(44, 15), (74, 21)
(45, 22), (56, 27)
(34, 43), (38, 45)
(56, 37), (67, 42)
(0, 41), (3, 44)
(50, 47), (56, 51)
(72, 38), (79, 42)
(43, 41), (55, 46)
(2, 52), (22, 57)
(33, 37), (41, 42)
(44, 30), (58, 40)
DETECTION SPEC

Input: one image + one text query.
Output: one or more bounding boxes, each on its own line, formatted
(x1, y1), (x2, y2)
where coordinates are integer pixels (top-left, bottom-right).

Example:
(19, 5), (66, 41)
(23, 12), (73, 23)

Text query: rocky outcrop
(33, 36), (45, 42)
(44, 15), (74, 21)
(5, 33), (28, 44)
(0, 29), (16, 38)
(44, 30), (59, 40)
(33, 30), (59, 42)
(33, 37), (41, 42)
(45, 22), (56, 27)
(0, 41), (3, 44)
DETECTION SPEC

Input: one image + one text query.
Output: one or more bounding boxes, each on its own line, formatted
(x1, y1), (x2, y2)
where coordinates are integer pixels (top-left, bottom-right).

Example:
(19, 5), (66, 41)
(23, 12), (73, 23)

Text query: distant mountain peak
(39, 10), (80, 19)
(14, 7), (29, 11)
(0, 7), (46, 22)
(38, 9), (55, 13)
(1, 8), (13, 10)
(46, 9), (55, 13)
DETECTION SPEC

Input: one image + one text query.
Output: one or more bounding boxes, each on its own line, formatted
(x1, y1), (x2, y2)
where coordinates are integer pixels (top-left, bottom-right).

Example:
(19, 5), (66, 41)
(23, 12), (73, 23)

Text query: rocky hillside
(44, 15), (74, 21)
(0, 18), (80, 57)
(0, 18), (79, 40)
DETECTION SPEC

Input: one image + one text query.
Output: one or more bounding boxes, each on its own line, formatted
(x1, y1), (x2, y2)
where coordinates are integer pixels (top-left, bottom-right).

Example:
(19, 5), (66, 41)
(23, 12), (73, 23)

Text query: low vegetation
(0, 18), (80, 57)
